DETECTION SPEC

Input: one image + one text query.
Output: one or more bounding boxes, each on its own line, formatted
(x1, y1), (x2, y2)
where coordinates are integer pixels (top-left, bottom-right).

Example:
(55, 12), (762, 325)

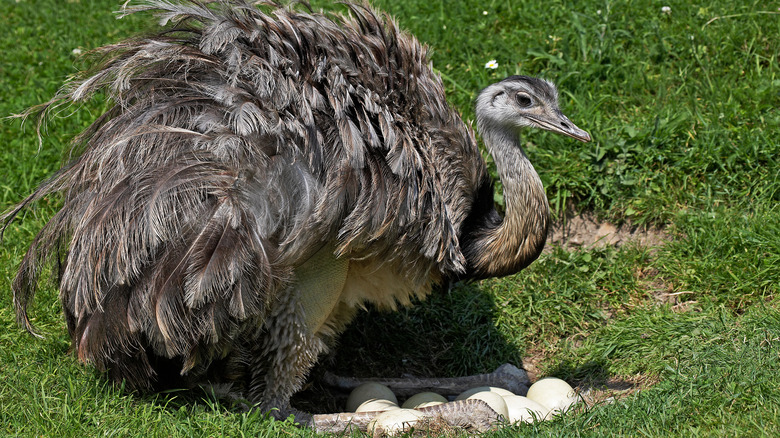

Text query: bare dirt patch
(522, 344), (656, 406)
(575, 374), (659, 407)
(525, 213), (671, 404)
(521, 352), (544, 383)
(546, 212), (670, 251)
(637, 266), (698, 312)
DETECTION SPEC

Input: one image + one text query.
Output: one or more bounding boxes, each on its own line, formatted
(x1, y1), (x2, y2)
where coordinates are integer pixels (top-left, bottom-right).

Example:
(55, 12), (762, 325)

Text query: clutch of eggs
(346, 376), (579, 429)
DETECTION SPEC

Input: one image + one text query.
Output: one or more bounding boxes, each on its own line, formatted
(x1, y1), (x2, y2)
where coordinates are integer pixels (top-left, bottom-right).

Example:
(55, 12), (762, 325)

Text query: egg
(356, 399), (400, 413)
(502, 395), (549, 423)
(525, 377), (578, 414)
(346, 382), (398, 412)
(466, 391), (509, 420)
(401, 392), (448, 409)
(368, 408), (425, 436)
(455, 386), (515, 400)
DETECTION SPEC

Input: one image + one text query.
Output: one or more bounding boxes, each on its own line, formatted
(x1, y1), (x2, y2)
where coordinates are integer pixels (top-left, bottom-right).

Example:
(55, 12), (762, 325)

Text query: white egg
(401, 392), (448, 409)
(502, 395), (550, 423)
(466, 391), (509, 420)
(355, 399), (399, 413)
(525, 377), (578, 414)
(414, 401), (445, 409)
(455, 386), (515, 400)
(346, 382), (398, 412)
(368, 408), (425, 436)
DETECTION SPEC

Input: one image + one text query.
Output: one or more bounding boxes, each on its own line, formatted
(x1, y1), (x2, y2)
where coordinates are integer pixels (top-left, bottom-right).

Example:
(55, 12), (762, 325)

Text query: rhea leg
(248, 244), (349, 422)
(249, 290), (328, 423)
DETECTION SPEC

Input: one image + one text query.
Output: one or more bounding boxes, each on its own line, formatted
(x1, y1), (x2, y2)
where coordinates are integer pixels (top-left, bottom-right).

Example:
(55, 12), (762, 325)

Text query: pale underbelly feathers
(295, 245), (441, 339)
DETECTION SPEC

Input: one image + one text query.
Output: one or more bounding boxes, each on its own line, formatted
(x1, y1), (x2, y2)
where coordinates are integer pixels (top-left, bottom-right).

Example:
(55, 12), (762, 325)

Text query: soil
(546, 212), (669, 251)
(540, 212), (671, 405)
(575, 374), (658, 408)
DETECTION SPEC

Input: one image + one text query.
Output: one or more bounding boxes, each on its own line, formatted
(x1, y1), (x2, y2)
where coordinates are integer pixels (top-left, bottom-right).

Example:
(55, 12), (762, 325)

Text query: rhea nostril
(561, 122), (570, 129)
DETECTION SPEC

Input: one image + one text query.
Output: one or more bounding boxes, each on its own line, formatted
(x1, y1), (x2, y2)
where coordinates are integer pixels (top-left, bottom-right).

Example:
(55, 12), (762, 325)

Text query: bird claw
(491, 363), (531, 395)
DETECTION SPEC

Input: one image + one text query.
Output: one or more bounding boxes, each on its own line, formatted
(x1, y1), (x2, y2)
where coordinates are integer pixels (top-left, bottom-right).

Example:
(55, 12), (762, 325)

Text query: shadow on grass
(294, 280), (592, 413)
(545, 359), (653, 408)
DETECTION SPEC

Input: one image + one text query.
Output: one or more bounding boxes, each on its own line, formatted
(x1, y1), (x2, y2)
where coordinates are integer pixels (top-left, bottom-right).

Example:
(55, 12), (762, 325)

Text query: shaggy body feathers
(3, 0), (488, 406)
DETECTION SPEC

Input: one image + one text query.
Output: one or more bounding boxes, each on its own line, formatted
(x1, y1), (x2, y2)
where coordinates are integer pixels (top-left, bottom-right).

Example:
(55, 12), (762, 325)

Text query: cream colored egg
(401, 392), (448, 409)
(502, 395), (549, 423)
(525, 377), (578, 414)
(346, 382), (398, 412)
(368, 408), (425, 436)
(466, 391), (509, 420)
(415, 401), (445, 408)
(356, 399), (400, 413)
(455, 386), (515, 400)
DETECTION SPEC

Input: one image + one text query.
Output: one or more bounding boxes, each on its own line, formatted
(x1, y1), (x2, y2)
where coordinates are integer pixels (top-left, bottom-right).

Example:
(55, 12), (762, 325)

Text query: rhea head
(476, 75), (591, 143)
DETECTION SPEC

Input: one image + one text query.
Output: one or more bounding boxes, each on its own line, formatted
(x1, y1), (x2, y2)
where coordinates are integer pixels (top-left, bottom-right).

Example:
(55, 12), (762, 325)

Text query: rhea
(2, 0), (589, 432)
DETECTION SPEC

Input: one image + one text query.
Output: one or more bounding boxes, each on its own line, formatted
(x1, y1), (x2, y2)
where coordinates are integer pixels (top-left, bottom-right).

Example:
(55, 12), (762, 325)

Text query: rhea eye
(515, 93), (533, 107)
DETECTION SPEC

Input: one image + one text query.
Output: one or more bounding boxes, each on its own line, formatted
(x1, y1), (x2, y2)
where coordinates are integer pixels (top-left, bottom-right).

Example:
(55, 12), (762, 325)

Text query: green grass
(1, 0), (779, 436)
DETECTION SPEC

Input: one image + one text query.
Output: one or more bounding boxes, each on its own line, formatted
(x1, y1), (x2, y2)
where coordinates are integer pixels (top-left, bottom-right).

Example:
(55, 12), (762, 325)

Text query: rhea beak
(529, 112), (591, 143)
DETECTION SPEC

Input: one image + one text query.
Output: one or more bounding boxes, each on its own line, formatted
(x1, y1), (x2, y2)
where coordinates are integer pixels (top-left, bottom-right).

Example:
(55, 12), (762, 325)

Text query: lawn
(1, 0), (778, 436)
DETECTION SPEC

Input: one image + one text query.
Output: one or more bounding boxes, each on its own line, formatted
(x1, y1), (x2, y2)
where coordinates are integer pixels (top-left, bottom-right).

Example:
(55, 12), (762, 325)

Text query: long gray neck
(465, 125), (550, 278)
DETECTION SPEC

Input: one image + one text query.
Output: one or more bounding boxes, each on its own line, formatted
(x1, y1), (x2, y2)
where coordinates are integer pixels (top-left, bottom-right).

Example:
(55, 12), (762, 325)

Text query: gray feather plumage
(3, 0), (488, 395)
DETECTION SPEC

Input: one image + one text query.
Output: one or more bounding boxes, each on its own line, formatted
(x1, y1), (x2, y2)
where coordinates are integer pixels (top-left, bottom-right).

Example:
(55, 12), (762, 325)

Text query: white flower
(597, 9), (602, 15)
(661, 6), (671, 14)
(71, 48), (83, 56)
(485, 60), (498, 69)
(482, 10), (488, 15)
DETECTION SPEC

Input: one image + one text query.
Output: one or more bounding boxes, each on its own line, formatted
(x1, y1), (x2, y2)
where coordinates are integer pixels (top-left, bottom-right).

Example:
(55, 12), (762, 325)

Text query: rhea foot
(322, 363), (530, 397)
(310, 399), (502, 434)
